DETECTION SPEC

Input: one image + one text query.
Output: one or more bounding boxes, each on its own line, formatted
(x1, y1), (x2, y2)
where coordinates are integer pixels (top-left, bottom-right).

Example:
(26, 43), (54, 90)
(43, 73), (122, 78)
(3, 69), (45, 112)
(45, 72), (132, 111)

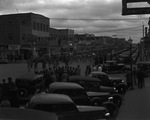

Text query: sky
(0, 0), (150, 43)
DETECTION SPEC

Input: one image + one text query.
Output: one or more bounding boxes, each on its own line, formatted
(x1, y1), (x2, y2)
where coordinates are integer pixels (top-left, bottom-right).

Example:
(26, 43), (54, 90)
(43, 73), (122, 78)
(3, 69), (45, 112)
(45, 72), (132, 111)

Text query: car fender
(103, 101), (116, 111)
(112, 94), (122, 107)
(103, 101), (116, 117)
(115, 84), (127, 94)
(18, 88), (28, 99)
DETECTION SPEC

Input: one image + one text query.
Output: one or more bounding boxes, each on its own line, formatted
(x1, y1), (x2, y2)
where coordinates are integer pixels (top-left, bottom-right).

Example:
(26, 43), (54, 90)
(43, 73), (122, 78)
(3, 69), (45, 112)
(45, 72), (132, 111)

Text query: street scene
(1, 0), (150, 120)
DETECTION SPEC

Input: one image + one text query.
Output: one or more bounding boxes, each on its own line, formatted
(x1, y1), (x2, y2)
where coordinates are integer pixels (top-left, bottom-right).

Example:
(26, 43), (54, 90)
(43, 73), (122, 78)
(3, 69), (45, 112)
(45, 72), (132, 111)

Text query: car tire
(113, 95), (122, 107)
(18, 88), (28, 98)
(91, 97), (103, 106)
(117, 86), (127, 94)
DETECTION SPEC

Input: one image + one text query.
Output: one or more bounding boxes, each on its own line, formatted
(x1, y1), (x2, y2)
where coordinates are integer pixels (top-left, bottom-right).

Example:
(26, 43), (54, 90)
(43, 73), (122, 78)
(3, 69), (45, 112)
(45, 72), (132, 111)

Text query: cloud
(0, 0), (149, 43)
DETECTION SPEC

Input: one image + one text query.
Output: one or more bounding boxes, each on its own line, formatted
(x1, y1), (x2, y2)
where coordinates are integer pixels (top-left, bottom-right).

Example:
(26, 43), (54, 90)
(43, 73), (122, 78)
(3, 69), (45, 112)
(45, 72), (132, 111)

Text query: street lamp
(128, 37), (134, 89)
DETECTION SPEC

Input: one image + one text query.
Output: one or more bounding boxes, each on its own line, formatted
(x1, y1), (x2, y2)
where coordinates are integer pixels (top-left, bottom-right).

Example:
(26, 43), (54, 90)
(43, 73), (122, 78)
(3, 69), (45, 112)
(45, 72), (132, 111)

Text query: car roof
(16, 73), (43, 81)
(49, 82), (84, 90)
(90, 71), (107, 75)
(29, 93), (74, 105)
(69, 76), (100, 82)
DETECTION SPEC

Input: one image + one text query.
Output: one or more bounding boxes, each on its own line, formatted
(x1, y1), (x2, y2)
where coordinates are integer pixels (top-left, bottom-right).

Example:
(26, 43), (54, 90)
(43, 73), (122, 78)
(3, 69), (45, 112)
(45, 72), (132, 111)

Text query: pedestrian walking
(1, 79), (9, 98)
(34, 58), (38, 74)
(137, 68), (145, 89)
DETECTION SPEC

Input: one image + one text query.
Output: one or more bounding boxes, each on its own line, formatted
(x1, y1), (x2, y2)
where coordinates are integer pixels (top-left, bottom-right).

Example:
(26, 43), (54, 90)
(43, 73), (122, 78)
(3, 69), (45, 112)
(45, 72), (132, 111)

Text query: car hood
(86, 91), (110, 97)
(108, 77), (122, 81)
(100, 86), (115, 93)
(77, 105), (106, 112)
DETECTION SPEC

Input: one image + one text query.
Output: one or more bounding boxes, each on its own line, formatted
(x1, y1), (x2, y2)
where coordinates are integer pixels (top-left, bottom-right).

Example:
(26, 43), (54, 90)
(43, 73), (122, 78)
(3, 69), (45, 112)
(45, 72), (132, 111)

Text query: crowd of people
(0, 77), (19, 108)
(125, 67), (146, 90)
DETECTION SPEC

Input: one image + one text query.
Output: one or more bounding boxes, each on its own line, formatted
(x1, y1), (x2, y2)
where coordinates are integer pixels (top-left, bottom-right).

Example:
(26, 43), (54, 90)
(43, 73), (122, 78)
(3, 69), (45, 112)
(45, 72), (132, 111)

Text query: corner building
(0, 12), (50, 60)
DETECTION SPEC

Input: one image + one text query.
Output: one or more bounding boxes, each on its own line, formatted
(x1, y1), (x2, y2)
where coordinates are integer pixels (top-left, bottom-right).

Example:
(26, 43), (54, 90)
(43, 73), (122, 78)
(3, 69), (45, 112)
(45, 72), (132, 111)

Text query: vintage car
(0, 108), (57, 120)
(48, 82), (116, 116)
(0, 58), (9, 64)
(103, 60), (128, 73)
(28, 93), (109, 120)
(15, 73), (45, 104)
(89, 71), (127, 94)
(68, 76), (123, 107)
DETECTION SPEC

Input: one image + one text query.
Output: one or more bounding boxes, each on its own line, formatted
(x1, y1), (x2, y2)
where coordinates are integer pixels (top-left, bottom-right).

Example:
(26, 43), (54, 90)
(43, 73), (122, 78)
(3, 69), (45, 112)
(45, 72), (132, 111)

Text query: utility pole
(142, 23), (144, 61)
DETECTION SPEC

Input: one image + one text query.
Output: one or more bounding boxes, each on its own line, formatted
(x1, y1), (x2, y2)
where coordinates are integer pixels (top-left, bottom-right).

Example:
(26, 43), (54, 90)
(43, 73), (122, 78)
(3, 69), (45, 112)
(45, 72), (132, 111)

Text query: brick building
(0, 12), (49, 60)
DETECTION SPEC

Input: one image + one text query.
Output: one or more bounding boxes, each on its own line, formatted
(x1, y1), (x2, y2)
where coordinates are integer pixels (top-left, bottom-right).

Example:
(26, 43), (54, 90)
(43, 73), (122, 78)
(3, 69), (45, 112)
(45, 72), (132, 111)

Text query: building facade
(0, 12), (50, 60)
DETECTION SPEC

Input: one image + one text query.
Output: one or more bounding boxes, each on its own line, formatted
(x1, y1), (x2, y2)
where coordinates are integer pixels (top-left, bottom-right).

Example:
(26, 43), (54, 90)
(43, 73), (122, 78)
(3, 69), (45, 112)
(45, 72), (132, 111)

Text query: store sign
(122, 0), (150, 15)
(8, 45), (20, 50)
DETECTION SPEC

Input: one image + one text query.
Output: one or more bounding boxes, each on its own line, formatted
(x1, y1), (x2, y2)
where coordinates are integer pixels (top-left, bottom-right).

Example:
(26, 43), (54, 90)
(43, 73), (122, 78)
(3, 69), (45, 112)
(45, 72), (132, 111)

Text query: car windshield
(53, 89), (87, 97)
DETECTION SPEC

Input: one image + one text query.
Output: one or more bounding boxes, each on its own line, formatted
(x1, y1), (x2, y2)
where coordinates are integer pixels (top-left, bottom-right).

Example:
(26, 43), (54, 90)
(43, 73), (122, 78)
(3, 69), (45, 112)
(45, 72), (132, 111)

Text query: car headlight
(108, 96), (114, 102)
(121, 80), (125, 83)
(114, 87), (118, 93)
(105, 112), (110, 117)
(108, 96), (113, 100)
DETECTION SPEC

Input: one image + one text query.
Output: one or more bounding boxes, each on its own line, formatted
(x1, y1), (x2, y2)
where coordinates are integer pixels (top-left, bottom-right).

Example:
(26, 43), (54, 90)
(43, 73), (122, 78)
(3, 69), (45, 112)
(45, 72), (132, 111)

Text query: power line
(96, 26), (143, 33)
(50, 17), (149, 21)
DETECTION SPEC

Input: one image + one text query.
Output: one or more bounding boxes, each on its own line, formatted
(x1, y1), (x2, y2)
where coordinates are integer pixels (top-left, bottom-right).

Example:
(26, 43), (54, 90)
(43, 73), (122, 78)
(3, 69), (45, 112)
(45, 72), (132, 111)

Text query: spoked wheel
(113, 96), (122, 107)
(18, 88), (28, 98)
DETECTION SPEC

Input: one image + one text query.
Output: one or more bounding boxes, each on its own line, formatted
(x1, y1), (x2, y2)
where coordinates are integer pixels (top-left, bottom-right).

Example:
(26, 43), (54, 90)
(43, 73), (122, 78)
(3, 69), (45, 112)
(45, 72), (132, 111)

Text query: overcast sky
(0, 0), (150, 43)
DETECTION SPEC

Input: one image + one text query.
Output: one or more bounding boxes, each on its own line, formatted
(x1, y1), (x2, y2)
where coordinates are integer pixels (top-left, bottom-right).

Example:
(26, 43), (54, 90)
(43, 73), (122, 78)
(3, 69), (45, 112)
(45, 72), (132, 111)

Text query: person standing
(125, 70), (132, 90)
(98, 65), (102, 72)
(133, 67), (137, 85)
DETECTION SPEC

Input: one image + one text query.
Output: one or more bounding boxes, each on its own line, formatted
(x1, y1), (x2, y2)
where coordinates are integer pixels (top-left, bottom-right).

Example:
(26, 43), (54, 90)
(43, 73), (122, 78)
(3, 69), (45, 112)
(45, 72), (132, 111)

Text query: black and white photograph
(0, 0), (150, 120)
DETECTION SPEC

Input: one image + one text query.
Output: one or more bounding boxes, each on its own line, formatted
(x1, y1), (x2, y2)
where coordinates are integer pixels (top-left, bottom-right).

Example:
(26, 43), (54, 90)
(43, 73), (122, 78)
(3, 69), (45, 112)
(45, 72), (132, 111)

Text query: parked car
(68, 76), (123, 107)
(15, 73), (45, 104)
(103, 60), (128, 73)
(0, 58), (9, 64)
(28, 93), (110, 120)
(89, 71), (127, 94)
(48, 82), (116, 116)
(0, 108), (57, 120)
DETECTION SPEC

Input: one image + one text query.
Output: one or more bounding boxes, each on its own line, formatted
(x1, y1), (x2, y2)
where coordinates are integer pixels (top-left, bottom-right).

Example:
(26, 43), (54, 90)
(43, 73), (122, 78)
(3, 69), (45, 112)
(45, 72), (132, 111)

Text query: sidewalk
(116, 77), (150, 120)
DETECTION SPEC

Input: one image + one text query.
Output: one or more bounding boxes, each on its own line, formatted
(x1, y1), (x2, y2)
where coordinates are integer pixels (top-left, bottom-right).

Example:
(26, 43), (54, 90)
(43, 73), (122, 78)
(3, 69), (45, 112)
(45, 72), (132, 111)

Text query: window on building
(37, 23), (39, 30)
(38, 37), (40, 41)
(43, 24), (45, 31)
(22, 33), (25, 40)
(40, 23), (42, 31)
(9, 21), (12, 24)
(22, 21), (25, 24)
(8, 33), (13, 40)
(46, 25), (49, 32)
(33, 22), (36, 30)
